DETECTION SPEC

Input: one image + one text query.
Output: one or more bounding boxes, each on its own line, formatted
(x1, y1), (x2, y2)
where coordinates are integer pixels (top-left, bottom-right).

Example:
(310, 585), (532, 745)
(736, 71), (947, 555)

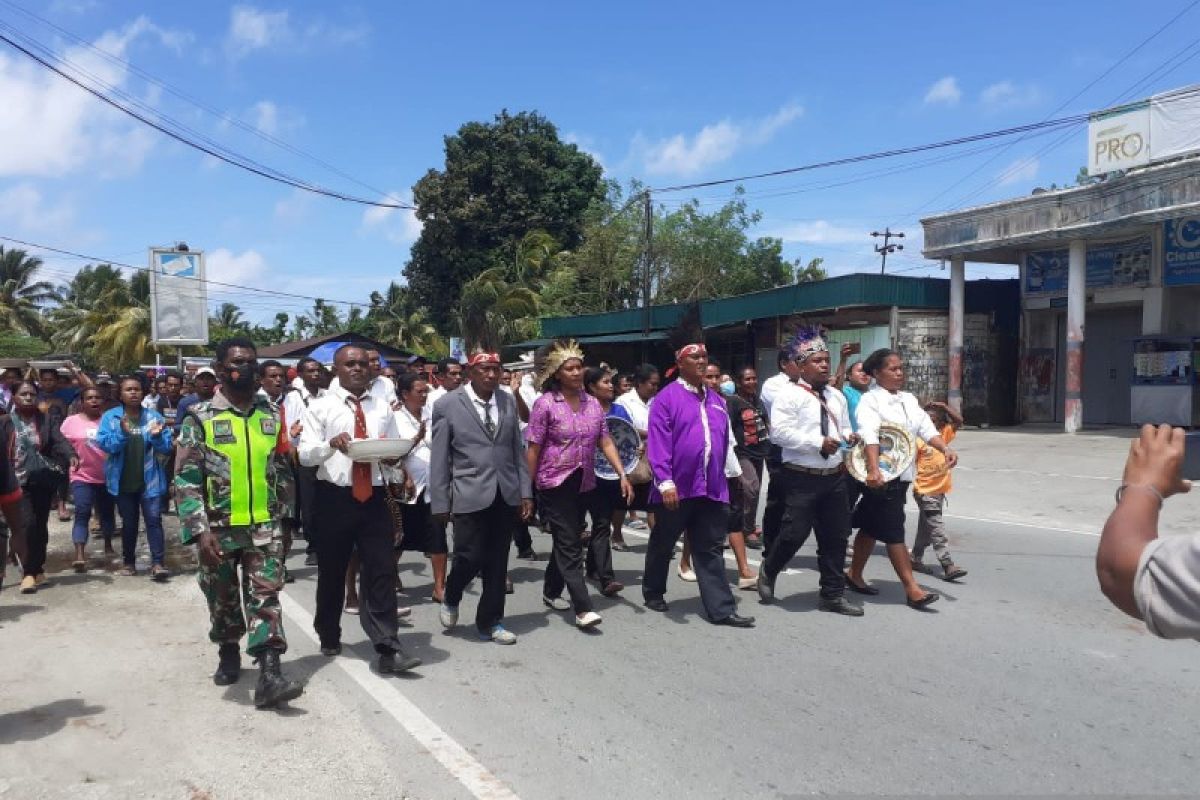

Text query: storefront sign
(1025, 237), (1151, 294)
(1164, 217), (1200, 286)
(1088, 101), (1150, 176)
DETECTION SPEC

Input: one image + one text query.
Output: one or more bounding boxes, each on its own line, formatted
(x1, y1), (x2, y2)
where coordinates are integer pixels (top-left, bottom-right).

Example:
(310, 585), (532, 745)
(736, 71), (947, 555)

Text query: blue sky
(0, 0), (1197, 323)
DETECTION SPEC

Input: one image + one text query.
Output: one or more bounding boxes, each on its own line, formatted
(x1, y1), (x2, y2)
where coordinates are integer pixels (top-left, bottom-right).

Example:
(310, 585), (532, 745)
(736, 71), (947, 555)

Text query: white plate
(346, 437), (415, 462)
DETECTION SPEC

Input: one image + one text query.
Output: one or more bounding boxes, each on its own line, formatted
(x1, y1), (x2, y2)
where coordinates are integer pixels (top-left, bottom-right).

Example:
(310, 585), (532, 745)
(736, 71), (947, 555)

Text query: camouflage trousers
(198, 530), (287, 656)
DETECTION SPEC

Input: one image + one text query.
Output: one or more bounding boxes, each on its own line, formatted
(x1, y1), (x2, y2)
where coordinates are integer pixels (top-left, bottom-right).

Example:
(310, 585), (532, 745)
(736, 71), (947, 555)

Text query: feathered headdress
(534, 339), (585, 391)
(666, 304), (705, 361)
(784, 324), (828, 363)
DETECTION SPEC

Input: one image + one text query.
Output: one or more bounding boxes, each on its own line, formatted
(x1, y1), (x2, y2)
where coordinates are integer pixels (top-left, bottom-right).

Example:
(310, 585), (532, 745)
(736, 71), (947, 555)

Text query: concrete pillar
(948, 256), (965, 415)
(1065, 240), (1086, 433)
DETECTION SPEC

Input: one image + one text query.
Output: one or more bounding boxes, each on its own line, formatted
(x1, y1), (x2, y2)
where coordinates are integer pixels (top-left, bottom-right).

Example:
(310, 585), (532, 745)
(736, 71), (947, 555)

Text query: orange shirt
(913, 424), (956, 496)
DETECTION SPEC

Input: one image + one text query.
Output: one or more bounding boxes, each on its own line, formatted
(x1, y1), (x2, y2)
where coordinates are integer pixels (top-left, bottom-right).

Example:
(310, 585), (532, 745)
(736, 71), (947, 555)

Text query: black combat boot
(213, 642), (241, 686)
(253, 650), (304, 709)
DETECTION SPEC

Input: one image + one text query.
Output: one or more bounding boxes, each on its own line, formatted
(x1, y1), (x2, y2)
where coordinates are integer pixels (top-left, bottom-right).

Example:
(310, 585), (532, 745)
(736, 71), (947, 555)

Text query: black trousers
(539, 470), (592, 613)
(761, 455), (785, 559)
(313, 482), (402, 654)
(762, 469), (851, 599)
(511, 514), (533, 554)
(297, 465), (319, 553)
(20, 484), (55, 576)
(583, 479), (618, 586)
(643, 497), (736, 622)
(444, 494), (516, 633)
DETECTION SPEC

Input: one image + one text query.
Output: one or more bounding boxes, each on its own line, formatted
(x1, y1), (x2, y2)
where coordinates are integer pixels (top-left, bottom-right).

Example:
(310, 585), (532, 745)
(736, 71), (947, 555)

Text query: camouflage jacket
(175, 391), (295, 547)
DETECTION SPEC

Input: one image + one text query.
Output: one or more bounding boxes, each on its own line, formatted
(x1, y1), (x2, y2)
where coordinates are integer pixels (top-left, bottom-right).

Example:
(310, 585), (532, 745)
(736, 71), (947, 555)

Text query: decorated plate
(346, 437), (415, 462)
(844, 422), (917, 483)
(594, 416), (640, 480)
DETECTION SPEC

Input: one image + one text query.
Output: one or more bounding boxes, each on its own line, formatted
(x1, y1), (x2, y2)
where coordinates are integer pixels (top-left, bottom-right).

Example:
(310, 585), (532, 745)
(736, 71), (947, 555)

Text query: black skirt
(851, 480), (910, 544)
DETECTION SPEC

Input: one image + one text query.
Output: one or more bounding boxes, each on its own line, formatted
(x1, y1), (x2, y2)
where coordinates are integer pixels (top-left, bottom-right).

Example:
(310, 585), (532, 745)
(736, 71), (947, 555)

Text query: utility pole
(641, 190), (653, 360)
(871, 228), (905, 274)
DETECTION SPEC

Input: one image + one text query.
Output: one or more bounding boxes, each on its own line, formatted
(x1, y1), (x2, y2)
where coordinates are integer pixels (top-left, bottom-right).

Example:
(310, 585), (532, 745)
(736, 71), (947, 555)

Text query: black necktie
(818, 388), (830, 459)
(479, 400), (496, 439)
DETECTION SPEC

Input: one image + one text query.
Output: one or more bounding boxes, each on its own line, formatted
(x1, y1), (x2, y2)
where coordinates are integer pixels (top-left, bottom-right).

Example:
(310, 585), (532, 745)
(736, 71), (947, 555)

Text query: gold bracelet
(1114, 483), (1164, 508)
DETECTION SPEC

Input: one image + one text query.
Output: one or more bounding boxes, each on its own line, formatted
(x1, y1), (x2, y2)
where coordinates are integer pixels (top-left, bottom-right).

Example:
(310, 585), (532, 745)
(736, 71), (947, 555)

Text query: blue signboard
(1026, 236), (1151, 294)
(1164, 217), (1200, 286)
(1025, 250), (1068, 294)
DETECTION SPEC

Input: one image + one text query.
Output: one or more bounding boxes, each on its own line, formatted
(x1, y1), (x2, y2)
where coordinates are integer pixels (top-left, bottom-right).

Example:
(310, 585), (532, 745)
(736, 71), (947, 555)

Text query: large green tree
(0, 246), (59, 338)
(404, 110), (605, 333)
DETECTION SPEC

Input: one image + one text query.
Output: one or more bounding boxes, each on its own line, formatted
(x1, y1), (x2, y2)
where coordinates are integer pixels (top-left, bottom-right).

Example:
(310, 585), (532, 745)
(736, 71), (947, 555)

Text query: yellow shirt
(913, 425), (956, 496)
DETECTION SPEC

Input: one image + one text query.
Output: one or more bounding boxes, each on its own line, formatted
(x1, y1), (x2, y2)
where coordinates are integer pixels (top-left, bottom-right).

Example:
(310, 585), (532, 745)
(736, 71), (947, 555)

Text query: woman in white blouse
(846, 348), (957, 610)
(392, 372), (447, 603)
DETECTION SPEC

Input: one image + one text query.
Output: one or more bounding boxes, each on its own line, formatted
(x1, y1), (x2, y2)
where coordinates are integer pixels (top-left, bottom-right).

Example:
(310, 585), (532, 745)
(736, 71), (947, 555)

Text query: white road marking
(938, 512), (1100, 537)
(955, 466), (1119, 483)
(278, 592), (521, 800)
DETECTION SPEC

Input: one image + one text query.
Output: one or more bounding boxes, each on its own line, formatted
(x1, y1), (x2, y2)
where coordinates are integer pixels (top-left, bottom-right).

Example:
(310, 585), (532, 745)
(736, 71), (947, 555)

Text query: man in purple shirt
(642, 341), (755, 628)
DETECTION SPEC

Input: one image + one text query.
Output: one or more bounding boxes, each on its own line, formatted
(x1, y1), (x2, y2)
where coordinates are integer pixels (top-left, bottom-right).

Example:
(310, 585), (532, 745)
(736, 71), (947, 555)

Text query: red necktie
(349, 397), (372, 503)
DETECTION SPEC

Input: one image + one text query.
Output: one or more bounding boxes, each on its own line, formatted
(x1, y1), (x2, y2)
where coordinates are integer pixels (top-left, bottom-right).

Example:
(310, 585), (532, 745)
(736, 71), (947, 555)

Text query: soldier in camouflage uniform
(176, 337), (304, 709)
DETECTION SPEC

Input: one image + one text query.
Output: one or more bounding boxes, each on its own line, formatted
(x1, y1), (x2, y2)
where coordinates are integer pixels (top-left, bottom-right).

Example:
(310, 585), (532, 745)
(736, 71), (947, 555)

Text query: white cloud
(0, 16), (186, 179)
(766, 219), (868, 246)
(49, 0), (99, 14)
(252, 100), (279, 135)
(225, 5), (368, 60)
(0, 183), (75, 233)
(980, 80), (1042, 110)
(923, 76), (961, 106)
(634, 102), (803, 177)
(997, 156), (1040, 186)
(206, 247), (270, 288)
(226, 6), (289, 58)
(361, 192), (422, 245)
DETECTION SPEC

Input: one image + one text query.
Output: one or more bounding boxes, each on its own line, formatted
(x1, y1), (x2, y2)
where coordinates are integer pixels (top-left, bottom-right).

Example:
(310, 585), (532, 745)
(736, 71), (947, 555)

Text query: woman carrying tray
(846, 348), (958, 610)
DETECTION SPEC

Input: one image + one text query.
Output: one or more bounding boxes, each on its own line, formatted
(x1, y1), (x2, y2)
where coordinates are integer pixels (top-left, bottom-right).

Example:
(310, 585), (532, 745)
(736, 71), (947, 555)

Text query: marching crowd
(0, 324), (970, 710)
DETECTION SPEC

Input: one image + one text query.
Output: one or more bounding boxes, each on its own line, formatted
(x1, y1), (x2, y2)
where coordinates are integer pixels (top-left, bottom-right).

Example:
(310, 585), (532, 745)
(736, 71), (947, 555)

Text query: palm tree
(456, 267), (539, 352)
(212, 302), (247, 331)
(369, 282), (443, 356)
(50, 264), (128, 357)
(0, 246), (60, 338)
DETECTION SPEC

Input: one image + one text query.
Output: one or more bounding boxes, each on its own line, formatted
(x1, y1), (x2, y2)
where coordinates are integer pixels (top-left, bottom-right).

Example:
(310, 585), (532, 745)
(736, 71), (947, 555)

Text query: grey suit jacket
(428, 386), (531, 516)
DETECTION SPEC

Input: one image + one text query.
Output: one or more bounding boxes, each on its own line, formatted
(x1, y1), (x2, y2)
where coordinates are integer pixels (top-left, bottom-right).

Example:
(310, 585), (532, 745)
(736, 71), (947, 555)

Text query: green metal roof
(507, 330), (668, 352)
(540, 274), (994, 338)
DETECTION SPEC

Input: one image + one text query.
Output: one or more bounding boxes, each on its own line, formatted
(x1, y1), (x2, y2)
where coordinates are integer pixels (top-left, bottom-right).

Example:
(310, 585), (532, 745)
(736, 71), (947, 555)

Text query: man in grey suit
(430, 351), (533, 644)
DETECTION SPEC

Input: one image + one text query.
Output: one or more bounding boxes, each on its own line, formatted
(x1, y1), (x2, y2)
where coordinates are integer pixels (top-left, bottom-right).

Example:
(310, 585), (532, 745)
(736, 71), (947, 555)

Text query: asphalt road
(2, 428), (1199, 799)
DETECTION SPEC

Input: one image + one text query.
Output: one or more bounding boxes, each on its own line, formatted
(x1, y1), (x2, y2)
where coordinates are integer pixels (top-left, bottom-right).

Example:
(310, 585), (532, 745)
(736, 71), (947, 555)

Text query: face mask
(225, 369), (255, 392)
(720, 380), (735, 395)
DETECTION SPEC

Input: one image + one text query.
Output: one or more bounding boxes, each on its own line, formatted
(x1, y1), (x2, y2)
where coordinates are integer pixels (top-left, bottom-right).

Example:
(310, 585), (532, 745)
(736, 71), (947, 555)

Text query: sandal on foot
(72, 560), (86, 573)
(118, 566), (137, 577)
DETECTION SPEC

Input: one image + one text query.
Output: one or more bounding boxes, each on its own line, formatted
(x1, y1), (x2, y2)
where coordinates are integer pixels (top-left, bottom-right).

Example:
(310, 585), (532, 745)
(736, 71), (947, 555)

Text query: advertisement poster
(1025, 250), (1068, 294)
(1026, 237), (1150, 294)
(1164, 217), (1200, 286)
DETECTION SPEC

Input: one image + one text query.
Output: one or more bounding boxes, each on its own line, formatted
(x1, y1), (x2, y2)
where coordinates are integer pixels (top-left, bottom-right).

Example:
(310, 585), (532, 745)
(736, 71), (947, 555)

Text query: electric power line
(0, 31), (415, 210)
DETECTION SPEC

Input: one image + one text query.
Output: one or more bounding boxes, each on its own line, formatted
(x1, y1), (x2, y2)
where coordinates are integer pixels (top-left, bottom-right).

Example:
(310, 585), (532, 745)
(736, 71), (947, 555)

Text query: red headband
(467, 352), (500, 367)
(675, 343), (707, 361)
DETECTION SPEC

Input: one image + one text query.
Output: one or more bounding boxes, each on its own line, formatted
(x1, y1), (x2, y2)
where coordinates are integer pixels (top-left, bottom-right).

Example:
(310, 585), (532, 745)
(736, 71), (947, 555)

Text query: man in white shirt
(758, 329), (862, 616)
(328, 348), (397, 408)
(299, 345), (421, 676)
(426, 357), (464, 412)
(757, 350), (803, 557)
(284, 357), (326, 567)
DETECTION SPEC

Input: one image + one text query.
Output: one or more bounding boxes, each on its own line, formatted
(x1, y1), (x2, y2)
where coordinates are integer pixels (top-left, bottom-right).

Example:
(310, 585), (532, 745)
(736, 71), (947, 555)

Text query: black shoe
(253, 650), (304, 709)
(819, 596), (864, 617)
(376, 650), (422, 675)
(283, 568), (296, 584)
(846, 577), (881, 596)
(756, 571), (775, 604)
(320, 643), (341, 657)
(643, 597), (669, 613)
(712, 613), (756, 628)
(213, 642), (241, 686)
(907, 592), (940, 610)
(517, 549), (539, 561)
(304, 553), (318, 567)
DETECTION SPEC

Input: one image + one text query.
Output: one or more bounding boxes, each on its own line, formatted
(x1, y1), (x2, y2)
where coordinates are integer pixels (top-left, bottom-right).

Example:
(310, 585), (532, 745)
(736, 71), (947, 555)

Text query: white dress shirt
(298, 384), (400, 487)
(770, 378), (852, 469)
(759, 371), (794, 418)
(330, 375), (397, 408)
(615, 390), (653, 433)
(394, 404), (430, 504)
(853, 385), (939, 482)
(463, 382), (498, 427)
(1135, 532), (1200, 640)
(283, 384), (325, 447)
